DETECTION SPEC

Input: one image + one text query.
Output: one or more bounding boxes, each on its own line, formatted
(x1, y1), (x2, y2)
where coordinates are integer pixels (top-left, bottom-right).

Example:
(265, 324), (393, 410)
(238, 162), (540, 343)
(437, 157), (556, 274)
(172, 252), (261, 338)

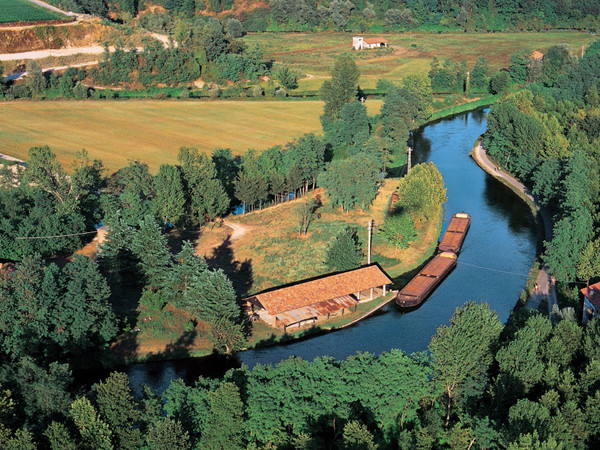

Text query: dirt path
(0, 45), (107, 61)
(223, 221), (249, 241)
(472, 142), (557, 316)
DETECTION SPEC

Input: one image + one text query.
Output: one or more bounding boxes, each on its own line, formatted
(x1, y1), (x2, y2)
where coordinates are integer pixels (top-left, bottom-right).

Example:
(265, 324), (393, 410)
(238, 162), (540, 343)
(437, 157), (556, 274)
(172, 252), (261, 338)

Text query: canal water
(127, 108), (537, 392)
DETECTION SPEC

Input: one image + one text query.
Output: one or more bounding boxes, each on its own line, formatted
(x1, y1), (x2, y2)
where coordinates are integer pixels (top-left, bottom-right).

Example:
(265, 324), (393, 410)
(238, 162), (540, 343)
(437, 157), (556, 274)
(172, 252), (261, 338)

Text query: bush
(139, 289), (166, 312)
(208, 86), (221, 99)
(275, 87), (287, 98)
(381, 211), (417, 249)
(252, 85), (263, 97)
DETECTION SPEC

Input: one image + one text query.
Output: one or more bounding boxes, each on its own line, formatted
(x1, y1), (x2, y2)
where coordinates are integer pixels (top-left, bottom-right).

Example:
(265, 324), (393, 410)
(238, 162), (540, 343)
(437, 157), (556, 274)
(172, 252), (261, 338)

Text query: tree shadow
(205, 237), (254, 298)
(166, 227), (202, 255)
(151, 329), (197, 360)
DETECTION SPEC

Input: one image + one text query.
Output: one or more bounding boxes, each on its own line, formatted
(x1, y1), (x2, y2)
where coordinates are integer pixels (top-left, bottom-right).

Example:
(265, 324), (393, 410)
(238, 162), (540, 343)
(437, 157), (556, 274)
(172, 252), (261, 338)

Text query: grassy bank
(430, 95), (498, 121)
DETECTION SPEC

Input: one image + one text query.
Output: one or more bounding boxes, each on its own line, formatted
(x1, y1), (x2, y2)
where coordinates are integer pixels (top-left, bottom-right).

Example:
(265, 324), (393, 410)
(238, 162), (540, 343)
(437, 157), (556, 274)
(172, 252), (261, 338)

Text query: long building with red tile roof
(246, 264), (393, 330)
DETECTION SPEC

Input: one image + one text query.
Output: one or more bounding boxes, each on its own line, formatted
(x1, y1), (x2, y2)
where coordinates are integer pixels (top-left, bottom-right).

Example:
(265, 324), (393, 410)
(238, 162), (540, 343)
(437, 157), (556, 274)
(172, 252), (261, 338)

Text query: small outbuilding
(581, 282), (600, 323)
(353, 36), (388, 50)
(245, 264), (393, 331)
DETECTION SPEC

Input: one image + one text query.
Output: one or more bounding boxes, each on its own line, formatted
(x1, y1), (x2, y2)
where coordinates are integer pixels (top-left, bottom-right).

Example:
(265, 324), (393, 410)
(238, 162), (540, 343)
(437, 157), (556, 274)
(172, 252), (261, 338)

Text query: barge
(395, 252), (457, 308)
(438, 212), (470, 253)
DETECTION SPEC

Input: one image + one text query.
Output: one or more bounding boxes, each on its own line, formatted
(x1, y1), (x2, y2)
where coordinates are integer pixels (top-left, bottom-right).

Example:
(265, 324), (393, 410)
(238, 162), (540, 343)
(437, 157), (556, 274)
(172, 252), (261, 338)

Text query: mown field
(0, 0), (67, 23)
(0, 100), (381, 173)
(245, 31), (597, 90)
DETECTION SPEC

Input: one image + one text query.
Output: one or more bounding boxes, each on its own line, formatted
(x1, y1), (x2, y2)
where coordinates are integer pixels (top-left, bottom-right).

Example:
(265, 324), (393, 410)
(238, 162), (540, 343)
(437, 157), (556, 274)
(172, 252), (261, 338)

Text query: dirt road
(223, 221), (249, 241)
(472, 142), (558, 317)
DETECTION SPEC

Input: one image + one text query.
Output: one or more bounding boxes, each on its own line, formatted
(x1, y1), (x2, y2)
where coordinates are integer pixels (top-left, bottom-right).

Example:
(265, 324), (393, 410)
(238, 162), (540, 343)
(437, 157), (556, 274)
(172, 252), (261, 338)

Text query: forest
(485, 40), (600, 317)
(43, 0), (600, 32)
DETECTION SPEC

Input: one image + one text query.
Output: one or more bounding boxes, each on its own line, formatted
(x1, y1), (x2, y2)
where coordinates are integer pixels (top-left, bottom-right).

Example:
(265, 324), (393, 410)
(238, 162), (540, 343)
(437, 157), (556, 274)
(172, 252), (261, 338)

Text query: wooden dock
(438, 212), (470, 253)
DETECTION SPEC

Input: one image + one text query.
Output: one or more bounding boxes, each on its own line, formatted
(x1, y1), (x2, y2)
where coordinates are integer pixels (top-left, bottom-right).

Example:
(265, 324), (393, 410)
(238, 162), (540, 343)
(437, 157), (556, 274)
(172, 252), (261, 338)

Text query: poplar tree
(320, 55), (360, 119)
(153, 164), (186, 226)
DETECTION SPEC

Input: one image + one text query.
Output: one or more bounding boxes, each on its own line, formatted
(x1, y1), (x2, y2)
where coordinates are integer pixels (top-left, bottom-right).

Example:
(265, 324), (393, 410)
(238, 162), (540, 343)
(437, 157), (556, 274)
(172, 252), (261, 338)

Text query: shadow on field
(206, 237), (254, 298)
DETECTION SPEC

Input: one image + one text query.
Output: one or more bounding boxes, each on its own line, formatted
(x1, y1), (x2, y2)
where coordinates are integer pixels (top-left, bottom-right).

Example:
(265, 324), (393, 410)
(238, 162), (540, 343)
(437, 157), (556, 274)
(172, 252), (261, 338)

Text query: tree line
(64, 0), (600, 33)
(3, 301), (600, 448)
(485, 41), (600, 314)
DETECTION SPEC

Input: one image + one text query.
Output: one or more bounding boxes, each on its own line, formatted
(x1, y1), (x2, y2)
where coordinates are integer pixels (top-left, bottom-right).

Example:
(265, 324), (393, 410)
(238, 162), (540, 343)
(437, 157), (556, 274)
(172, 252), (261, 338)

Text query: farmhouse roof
(247, 264), (393, 315)
(364, 37), (387, 44)
(582, 282), (600, 310)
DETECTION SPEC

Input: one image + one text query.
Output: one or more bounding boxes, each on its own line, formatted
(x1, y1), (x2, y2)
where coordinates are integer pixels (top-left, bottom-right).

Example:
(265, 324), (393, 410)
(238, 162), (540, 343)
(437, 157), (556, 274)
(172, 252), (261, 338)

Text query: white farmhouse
(352, 36), (388, 50)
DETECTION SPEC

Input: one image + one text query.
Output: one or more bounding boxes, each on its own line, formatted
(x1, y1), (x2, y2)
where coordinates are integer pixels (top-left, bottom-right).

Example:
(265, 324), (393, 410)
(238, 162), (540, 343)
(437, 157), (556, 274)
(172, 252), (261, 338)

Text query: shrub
(252, 85), (263, 97)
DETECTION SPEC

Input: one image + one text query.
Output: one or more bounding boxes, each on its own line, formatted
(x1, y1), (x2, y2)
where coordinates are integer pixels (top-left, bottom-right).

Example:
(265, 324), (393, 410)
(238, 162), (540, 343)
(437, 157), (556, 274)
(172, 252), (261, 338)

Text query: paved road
(472, 143), (558, 317)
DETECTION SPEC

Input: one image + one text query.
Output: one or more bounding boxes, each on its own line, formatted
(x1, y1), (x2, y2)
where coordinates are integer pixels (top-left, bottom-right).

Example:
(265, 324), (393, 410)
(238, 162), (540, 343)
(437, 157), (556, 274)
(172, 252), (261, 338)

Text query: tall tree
(130, 216), (171, 289)
(69, 397), (112, 450)
(93, 372), (141, 449)
(429, 302), (502, 426)
(325, 226), (363, 272)
(320, 55), (361, 119)
(153, 164), (186, 226)
(178, 147), (229, 224)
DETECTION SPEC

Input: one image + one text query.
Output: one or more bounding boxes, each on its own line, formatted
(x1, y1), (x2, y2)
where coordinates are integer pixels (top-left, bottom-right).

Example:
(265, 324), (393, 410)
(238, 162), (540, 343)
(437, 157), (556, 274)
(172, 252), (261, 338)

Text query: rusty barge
(395, 252), (457, 307)
(438, 212), (471, 253)
(395, 213), (470, 309)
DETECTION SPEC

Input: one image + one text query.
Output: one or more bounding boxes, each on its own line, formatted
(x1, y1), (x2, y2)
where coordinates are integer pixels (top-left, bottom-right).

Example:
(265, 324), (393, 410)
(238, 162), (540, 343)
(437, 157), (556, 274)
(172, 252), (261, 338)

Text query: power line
(456, 260), (529, 278)
(16, 230), (97, 240)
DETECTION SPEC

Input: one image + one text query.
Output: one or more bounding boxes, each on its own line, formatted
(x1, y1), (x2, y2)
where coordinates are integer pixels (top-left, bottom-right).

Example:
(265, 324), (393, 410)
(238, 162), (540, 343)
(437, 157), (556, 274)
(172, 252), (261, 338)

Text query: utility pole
(367, 219), (373, 264)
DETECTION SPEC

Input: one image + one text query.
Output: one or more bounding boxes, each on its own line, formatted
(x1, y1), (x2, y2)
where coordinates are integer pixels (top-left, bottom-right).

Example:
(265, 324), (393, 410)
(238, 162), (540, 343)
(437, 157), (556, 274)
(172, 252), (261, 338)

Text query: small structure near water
(352, 36), (388, 50)
(245, 264), (393, 331)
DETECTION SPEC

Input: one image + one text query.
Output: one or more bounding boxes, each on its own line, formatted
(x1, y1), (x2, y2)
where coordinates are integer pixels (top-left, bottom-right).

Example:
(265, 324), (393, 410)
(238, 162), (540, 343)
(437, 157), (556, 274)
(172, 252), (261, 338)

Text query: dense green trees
(0, 254), (117, 361)
(320, 55), (361, 120)
(485, 47), (600, 291)
(324, 226), (363, 272)
(318, 153), (380, 212)
(5, 280), (600, 449)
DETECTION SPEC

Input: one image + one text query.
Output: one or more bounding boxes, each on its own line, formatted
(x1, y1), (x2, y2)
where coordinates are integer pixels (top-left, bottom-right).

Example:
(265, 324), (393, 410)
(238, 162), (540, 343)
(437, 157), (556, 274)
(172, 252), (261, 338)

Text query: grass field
(0, 0), (67, 23)
(244, 31), (597, 90)
(0, 100), (381, 173)
(195, 182), (441, 295)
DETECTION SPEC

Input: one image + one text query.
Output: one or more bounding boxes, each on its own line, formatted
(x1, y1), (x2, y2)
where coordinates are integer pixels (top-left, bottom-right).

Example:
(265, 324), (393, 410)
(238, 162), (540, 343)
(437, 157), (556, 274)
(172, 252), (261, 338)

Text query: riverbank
(470, 140), (557, 316)
(102, 100), (490, 368)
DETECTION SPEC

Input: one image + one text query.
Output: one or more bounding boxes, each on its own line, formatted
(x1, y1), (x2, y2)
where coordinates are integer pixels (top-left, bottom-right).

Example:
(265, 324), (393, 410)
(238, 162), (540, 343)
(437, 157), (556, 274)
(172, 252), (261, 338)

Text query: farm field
(0, 0), (67, 23)
(245, 31), (597, 90)
(0, 100), (381, 173)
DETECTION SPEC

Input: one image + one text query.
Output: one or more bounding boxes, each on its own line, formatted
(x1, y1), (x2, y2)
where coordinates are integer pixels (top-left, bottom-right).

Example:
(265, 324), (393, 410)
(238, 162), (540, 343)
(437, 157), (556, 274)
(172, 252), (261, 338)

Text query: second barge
(438, 212), (471, 253)
(395, 252), (457, 308)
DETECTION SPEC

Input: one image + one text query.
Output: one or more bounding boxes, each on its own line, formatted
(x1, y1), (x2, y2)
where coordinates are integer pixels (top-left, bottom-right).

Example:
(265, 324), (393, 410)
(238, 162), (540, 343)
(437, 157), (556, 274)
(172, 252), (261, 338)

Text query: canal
(127, 108), (537, 392)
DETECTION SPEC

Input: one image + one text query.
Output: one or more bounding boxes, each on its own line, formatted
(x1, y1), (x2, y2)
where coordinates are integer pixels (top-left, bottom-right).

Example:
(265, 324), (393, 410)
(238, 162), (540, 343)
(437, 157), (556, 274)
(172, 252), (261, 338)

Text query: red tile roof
(364, 38), (387, 44)
(582, 282), (600, 310)
(275, 295), (358, 326)
(247, 265), (393, 315)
